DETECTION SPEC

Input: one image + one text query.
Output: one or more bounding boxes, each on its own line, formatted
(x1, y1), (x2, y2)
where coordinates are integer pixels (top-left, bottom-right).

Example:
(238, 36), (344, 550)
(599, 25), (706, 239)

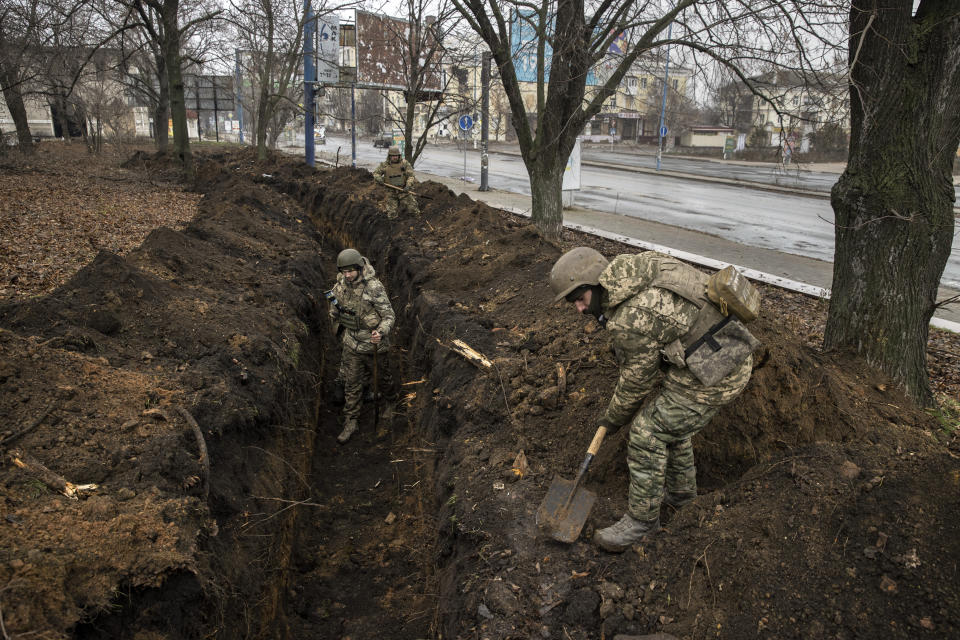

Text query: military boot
(337, 417), (358, 443)
(663, 491), (696, 510)
(593, 514), (660, 552)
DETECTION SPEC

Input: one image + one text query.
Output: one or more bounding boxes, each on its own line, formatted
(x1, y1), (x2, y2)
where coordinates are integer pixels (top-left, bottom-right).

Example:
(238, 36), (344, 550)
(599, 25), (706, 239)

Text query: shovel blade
(536, 474), (597, 543)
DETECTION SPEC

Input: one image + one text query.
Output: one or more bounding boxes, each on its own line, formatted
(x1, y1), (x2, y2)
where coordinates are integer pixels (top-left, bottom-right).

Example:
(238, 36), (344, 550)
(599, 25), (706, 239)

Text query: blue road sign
(659, 125), (668, 137)
(459, 114), (474, 131)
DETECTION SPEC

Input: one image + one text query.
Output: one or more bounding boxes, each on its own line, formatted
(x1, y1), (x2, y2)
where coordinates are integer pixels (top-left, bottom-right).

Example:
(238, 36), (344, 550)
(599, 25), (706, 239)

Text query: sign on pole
(317, 15), (340, 83)
(459, 114), (474, 131)
(659, 125), (668, 138)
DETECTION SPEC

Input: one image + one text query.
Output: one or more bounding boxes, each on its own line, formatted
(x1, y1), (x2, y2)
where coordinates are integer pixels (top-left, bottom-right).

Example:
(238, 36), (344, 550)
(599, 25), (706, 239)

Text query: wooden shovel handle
(574, 426), (609, 482)
(587, 426), (608, 456)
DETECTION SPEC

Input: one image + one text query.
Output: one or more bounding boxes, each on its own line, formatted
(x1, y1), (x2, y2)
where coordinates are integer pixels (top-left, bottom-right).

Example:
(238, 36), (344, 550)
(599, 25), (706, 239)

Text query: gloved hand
(598, 416), (622, 435)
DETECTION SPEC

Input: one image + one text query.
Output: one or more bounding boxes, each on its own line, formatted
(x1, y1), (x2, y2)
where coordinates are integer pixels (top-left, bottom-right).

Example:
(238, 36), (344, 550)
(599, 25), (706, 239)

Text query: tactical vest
(649, 258), (759, 386)
(337, 308), (361, 330)
(382, 162), (406, 187)
(336, 281), (379, 331)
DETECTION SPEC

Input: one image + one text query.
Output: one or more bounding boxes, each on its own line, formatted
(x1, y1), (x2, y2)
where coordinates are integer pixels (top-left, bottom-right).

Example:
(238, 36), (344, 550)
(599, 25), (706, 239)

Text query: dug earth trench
(0, 147), (958, 639)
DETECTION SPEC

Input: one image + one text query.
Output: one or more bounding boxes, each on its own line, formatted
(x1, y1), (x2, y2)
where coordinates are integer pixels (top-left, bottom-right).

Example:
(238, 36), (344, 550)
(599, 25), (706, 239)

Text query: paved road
(313, 135), (960, 327)
(580, 148), (845, 193)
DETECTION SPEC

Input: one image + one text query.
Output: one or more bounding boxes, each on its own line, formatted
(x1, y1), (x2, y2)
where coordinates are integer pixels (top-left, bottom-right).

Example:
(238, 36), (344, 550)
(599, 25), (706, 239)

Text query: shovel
(536, 426), (608, 543)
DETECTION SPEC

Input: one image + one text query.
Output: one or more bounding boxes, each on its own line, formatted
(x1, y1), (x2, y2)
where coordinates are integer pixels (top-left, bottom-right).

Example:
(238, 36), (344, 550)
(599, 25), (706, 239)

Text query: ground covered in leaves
(0, 143), (958, 639)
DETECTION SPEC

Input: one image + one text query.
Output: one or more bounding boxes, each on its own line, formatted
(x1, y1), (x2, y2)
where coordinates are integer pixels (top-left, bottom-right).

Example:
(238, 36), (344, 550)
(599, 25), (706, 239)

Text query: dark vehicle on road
(372, 131), (394, 148)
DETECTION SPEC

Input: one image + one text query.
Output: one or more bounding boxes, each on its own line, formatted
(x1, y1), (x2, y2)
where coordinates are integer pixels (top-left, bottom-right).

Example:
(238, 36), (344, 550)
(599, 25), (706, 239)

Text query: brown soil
(0, 144), (958, 639)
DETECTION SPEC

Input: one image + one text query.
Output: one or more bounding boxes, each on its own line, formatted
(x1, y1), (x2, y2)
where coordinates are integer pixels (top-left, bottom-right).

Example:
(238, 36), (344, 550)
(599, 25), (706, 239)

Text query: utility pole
(479, 52), (490, 191)
(213, 79), (220, 142)
(195, 76), (202, 141)
(304, 0), (316, 167)
(235, 49), (244, 144)
(656, 21), (673, 171)
(350, 83), (356, 168)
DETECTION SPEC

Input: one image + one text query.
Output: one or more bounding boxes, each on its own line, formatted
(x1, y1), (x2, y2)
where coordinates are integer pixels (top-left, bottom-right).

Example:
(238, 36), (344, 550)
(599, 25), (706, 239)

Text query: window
(672, 79), (678, 90)
(641, 77), (647, 89)
(792, 96), (800, 106)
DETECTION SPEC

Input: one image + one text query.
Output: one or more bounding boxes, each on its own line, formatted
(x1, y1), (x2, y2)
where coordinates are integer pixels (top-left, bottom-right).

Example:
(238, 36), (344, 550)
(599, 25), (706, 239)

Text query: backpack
(706, 265), (760, 323)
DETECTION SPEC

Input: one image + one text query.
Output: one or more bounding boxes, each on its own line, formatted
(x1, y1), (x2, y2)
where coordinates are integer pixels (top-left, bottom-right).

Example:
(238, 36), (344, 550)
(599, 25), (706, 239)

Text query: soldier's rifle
(381, 182), (433, 199)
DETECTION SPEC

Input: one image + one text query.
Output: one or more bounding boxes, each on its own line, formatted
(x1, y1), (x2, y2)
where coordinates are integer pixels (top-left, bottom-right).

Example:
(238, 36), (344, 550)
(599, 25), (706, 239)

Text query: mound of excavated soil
(0, 146), (957, 640)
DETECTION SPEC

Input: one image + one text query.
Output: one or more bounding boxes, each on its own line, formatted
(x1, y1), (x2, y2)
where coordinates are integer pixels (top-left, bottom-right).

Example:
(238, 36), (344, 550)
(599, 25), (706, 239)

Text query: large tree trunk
(255, 86), (270, 161)
(527, 156), (567, 240)
(824, 0), (960, 406)
(53, 95), (71, 143)
(161, 0), (192, 174)
(154, 52), (169, 152)
(0, 63), (34, 154)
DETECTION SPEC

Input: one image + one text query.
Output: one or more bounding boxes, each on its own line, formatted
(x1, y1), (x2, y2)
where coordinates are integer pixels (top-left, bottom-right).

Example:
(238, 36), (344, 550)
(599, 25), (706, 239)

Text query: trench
(65, 161), (478, 639)
(276, 171), (480, 638)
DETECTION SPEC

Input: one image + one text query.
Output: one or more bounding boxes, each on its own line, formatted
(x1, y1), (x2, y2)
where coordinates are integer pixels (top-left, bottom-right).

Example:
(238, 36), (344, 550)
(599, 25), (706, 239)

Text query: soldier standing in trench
(549, 247), (755, 552)
(328, 248), (396, 443)
(373, 145), (420, 219)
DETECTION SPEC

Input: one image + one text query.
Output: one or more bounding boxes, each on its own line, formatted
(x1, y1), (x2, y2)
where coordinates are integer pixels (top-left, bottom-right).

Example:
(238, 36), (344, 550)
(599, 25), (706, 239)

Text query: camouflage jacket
(328, 258), (395, 354)
(598, 252), (753, 429)
(373, 158), (416, 189)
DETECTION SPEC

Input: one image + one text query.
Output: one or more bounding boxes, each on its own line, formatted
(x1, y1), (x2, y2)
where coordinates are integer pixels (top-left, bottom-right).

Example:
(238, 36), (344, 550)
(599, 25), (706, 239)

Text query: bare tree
(824, 0), (960, 405)
(452, 0), (843, 240)
(230, 0), (305, 161)
(114, 19), (171, 150)
(706, 67), (755, 131)
(359, 2), (459, 166)
(121, 0), (220, 171)
(0, 1), (42, 152)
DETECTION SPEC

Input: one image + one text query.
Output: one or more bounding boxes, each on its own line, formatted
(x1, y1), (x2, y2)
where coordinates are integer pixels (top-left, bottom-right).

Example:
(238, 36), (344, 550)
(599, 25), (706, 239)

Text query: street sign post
(659, 125), (668, 138)
(459, 114), (474, 181)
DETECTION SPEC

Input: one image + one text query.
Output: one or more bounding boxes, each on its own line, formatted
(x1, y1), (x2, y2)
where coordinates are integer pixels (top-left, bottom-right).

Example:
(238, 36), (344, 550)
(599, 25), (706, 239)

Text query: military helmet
(336, 248), (363, 270)
(388, 145), (400, 156)
(549, 247), (609, 302)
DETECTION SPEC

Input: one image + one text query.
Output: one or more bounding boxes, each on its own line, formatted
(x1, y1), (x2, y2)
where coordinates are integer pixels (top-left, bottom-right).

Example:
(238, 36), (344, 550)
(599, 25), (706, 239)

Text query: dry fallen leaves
(0, 143), (200, 301)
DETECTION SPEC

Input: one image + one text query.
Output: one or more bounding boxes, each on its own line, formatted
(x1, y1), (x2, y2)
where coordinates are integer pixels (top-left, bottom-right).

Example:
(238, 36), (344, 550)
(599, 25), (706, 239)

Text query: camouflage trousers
(384, 191), (420, 219)
(625, 388), (721, 523)
(341, 344), (393, 420)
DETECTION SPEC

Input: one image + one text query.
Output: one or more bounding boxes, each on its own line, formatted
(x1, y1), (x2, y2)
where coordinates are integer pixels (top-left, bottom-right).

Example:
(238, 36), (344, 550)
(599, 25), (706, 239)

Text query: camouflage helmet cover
(336, 248), (363, 270)
(388, 145), (401, 156)
(549, 247), (609, 302)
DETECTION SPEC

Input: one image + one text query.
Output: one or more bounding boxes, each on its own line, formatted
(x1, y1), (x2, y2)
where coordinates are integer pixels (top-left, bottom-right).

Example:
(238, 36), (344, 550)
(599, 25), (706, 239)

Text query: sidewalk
(424, 172), (960, 331)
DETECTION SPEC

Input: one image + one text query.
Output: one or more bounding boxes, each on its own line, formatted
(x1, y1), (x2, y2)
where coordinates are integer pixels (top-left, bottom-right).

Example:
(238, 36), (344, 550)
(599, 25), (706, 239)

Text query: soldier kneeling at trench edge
(327, 248), (397, 443)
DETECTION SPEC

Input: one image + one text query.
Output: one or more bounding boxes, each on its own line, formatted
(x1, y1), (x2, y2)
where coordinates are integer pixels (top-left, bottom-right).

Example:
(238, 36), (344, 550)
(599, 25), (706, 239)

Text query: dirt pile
(1, 149), (329, 637)
(0, 145), (957, 639)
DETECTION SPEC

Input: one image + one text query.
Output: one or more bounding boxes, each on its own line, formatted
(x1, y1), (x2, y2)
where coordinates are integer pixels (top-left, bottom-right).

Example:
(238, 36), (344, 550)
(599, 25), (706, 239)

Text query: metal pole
(235, 49), (244, 144)
(656, 21), (673, 171)
(304, 0), (315, 166)
(479, 52), (490, 191)
(351, 83), (356, 168)
(213, 80), (219, 142)
(195, 76), (202, 141)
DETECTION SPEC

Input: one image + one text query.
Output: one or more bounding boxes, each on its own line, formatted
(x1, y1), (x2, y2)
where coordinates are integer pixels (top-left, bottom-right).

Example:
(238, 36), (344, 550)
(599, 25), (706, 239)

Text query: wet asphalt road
(322, 135), (960, 293)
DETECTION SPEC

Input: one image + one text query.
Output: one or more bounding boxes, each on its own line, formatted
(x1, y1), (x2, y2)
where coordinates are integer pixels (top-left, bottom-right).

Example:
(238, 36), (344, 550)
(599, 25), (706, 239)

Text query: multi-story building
(746, 69), (849, 150)
(585, 61), (694, 143)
